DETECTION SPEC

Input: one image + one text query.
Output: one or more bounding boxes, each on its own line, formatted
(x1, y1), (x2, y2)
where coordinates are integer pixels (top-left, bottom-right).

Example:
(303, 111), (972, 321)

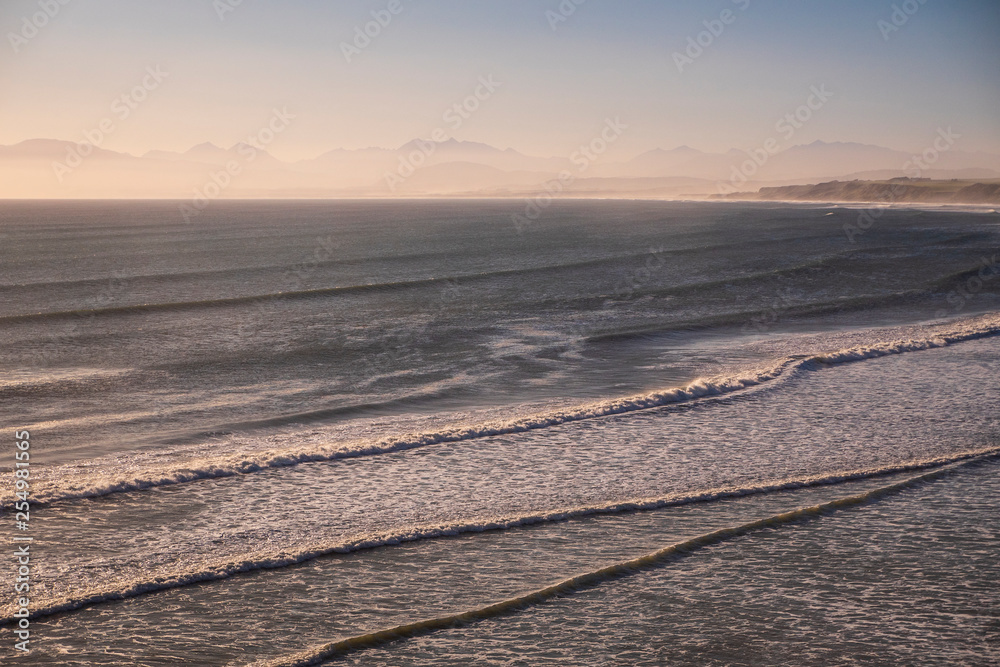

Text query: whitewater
(2, 200), (998, 665)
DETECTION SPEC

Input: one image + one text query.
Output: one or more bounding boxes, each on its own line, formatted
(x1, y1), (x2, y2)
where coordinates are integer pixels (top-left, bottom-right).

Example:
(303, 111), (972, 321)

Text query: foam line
(2, 447), (997, 628)
(250, 452), (998, 667)
(5, 360), (799, 508)
(5, 312), (1000, 510)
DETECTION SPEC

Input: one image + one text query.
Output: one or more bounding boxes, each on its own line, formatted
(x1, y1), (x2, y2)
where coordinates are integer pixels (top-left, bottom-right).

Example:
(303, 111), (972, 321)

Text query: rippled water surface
(2, 201), (998, 665)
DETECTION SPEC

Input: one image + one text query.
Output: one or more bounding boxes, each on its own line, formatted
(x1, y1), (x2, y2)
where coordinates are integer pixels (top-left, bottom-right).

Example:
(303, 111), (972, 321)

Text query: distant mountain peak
(3, 138), (130, 160)
(397, 138), (503, 153)
(15, 138), (68, 148)
(3, 135), (998, 198)
(639, 145), (702, 157)
(798, 140), (891, 151)
(186, 142), (227, 154)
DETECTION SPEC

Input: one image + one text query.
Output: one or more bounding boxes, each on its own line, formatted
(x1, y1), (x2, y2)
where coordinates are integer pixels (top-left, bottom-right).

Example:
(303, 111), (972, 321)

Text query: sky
(1, 0), (998, 162)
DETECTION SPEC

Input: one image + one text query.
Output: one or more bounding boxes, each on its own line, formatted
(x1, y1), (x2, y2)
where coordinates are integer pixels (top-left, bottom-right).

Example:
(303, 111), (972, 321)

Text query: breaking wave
(248, 451), (999, 666)
(3, 447), (997, 628)
(6, 312), (1000, 509)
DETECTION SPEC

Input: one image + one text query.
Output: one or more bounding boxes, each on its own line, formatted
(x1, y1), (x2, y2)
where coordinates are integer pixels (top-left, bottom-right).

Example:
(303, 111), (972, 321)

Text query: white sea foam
(3, 446), (997, 628)
(5, 312), (999, 510)
(245, 452), (998, 667)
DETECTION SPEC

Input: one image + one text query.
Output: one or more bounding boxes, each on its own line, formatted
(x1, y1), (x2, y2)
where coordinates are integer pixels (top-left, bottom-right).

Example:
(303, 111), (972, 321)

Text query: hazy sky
(2, 0), (998, 161)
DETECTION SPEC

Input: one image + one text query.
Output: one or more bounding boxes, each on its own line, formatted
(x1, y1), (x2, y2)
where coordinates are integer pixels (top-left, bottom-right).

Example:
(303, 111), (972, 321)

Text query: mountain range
(3, 138), (1000, 199)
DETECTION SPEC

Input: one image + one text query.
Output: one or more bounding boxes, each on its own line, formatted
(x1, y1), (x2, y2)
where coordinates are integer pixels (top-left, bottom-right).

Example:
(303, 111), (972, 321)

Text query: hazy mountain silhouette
(2, 137), (998, 199)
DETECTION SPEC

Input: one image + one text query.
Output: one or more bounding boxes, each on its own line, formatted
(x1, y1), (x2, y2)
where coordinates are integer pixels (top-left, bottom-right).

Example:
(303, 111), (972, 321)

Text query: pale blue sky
(1, 0), (997, 160)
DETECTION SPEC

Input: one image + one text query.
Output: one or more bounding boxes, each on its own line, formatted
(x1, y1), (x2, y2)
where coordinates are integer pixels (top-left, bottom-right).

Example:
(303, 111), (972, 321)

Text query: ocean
(2, 199), (999, 665)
